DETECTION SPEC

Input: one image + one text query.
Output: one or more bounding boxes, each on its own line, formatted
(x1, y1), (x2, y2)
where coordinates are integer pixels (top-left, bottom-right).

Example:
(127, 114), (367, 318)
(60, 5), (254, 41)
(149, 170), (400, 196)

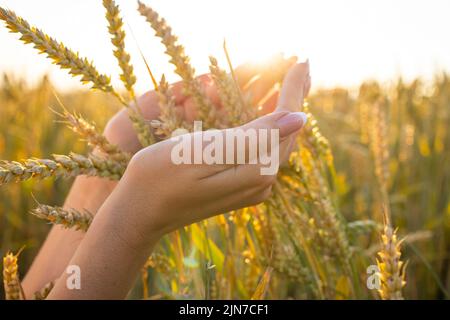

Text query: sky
(0, 0), (449, 93)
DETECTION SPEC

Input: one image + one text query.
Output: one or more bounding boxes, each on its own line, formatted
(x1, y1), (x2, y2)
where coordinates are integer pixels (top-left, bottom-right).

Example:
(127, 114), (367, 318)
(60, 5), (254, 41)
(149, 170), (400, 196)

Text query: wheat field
(0, 1), (449, 300)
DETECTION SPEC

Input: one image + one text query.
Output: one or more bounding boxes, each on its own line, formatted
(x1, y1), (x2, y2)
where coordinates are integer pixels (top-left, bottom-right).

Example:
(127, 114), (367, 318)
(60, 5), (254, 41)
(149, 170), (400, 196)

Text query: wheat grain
(0, 153), (125, 185)
(31, 204), (92, 231)
(137, 1), (216, 127)
(3, 250), (25, 300)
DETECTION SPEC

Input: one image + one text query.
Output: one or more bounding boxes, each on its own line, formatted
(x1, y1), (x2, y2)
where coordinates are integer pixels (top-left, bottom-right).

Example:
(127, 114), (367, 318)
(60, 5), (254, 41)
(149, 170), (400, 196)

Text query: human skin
(22, 59), (310, 299)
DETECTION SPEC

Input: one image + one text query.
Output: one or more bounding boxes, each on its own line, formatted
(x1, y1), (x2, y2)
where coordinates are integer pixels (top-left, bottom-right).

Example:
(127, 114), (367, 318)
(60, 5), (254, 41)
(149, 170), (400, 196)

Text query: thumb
(240, 111), (307, 139)
(276, 61), (310, 113)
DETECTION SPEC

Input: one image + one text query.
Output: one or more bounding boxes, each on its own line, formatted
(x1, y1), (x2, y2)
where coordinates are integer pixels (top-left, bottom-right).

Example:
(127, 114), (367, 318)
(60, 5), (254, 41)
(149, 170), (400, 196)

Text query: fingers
(276, 61), (310, 113)
(235, 54), (296, 87)
(240, 110), (307, 139)
(242, 55), (297, 107)
(234, 62), (260, 88)
(304, 70), (311, 97)
(211, 110), (307, 195)
(104, 109), (143, 153)
(169, 80), (187, 105)
(164, 110), (305, 175)
(180, 74), (223, 122)
(157, 60), (310, 200)
(259, 90), (279, 115)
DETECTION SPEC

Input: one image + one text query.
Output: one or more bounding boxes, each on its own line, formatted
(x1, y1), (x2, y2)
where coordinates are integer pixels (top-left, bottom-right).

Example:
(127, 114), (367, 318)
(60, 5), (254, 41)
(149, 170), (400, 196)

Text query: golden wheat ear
(58, 109), (131, 163)
(52, 94), (131, 163)
(137, 1), (216, 128)
(155, 74), (185, 137)
(30, 203), (93, 232)
(0, 7), (126, 102)
(377, 224), (407, 300)
(103, 0), (137, 101)
(0, 153), (125, 185)
(209, 56), (246, 126)
(104, 0), (159, 146)
(3, 250), (26, 300)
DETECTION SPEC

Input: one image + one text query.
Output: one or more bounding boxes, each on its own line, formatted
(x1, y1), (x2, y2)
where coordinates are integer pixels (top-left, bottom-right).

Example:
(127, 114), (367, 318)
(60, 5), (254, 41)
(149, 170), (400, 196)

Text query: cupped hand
(102, 61), (311, 248)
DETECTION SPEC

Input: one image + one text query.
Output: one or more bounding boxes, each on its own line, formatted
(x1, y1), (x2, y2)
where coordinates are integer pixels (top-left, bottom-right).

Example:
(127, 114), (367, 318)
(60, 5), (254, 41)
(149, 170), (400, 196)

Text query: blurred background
(1, 0), (450, 91)
(0, 0), (449, 299)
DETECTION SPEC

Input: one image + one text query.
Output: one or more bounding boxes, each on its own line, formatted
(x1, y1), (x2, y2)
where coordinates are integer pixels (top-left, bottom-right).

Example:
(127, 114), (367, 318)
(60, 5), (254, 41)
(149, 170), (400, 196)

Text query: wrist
(98, 159), (167, 251)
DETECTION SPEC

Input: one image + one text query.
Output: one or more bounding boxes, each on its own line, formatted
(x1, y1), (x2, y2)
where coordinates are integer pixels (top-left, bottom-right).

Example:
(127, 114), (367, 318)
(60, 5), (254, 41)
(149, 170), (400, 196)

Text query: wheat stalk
(370, 98), (390, 201)
(366, 96), (407, 299)
(0, 7), (123, 101)
(0, 153), (125, 185)
(137, 1), (216, 127)
(250, 266), (273, 300)
(32, 281), (55, 300)
(31, 204), (92, 232)
(3, 250), (25, 300)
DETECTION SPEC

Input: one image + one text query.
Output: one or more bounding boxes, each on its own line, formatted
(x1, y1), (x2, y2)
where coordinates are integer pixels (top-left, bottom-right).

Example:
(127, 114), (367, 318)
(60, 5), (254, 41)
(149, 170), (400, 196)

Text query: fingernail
(276, 112), (308, 137)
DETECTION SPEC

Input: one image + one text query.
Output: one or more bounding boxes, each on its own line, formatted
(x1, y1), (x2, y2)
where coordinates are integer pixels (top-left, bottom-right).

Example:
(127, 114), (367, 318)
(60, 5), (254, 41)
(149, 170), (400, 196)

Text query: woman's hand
(104, 61), (311, 248)
(46, 60), (310, 299)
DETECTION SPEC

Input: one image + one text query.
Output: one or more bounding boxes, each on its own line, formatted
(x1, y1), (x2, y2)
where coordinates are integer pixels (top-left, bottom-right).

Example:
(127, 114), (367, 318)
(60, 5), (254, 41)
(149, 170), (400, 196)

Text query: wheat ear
(368, 98), (407, 299)
(31, 204), (92, 231)
(0, 7), (123, 101)
(127, 109), (156, 147)
(57, 108), (130, 164)
(155, 74), (184, 137)
(377, 214), (407, 300)
(0, 153), (125, 185)
(103, 0), (136, 100)
(209, 56), (244, 126)
(32, 281), (55, 300)
(137, 1), (216, 127)
(0, 6), (155, 146)
(3, 250), (25, 300)
(102, 0), (155, 146)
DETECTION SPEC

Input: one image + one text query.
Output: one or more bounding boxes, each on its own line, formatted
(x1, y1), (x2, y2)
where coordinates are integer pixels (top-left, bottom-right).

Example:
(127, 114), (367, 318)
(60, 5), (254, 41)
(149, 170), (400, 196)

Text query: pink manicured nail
(276, 112), (308, 137)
